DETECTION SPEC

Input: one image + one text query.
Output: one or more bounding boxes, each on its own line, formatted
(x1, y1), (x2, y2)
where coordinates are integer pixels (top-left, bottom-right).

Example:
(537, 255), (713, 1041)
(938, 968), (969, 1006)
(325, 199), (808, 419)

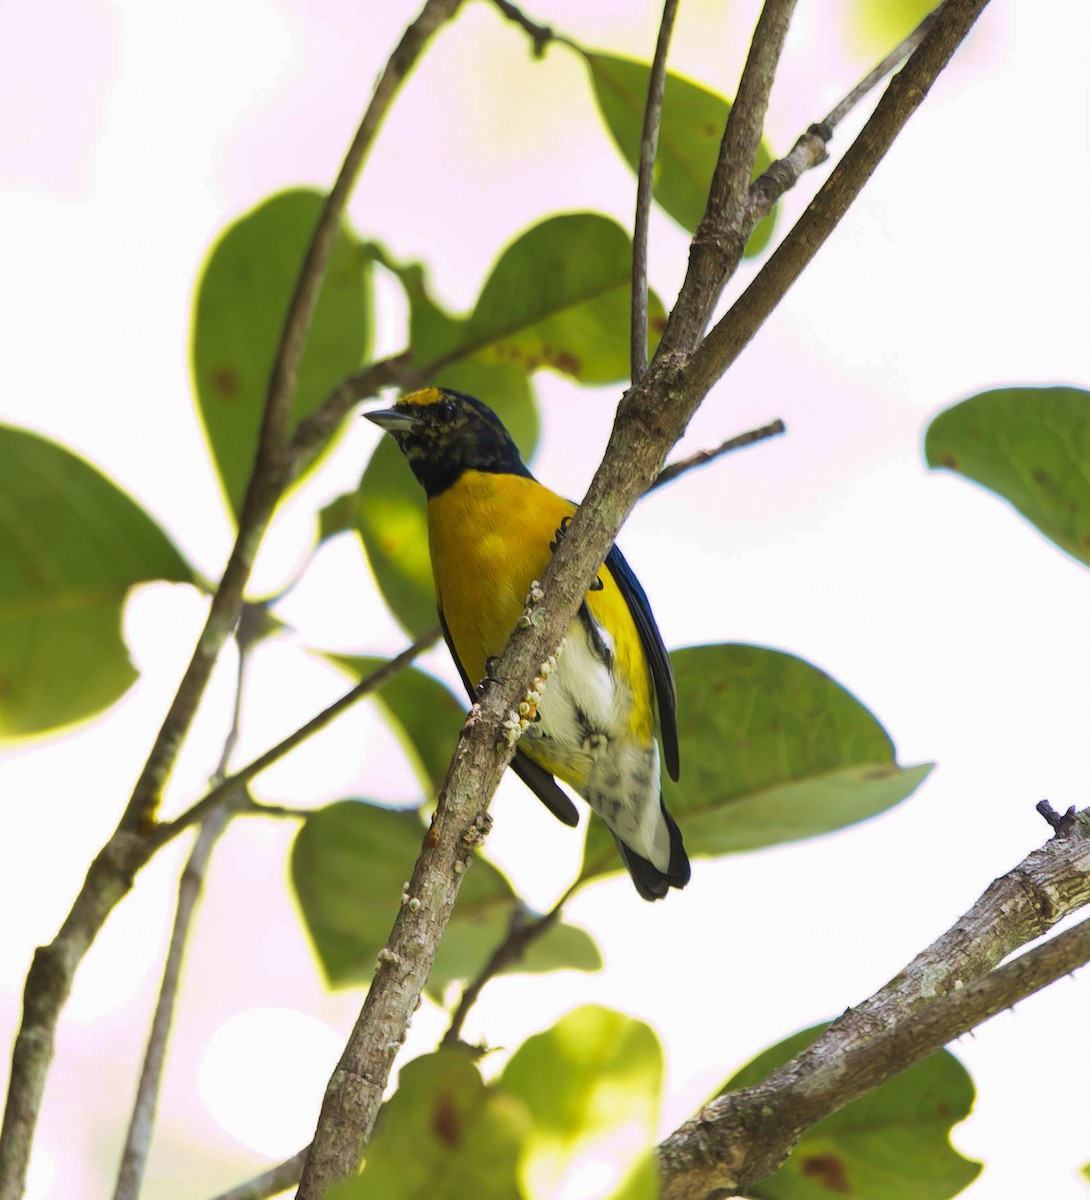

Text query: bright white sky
(2, 2), (1089, 1198)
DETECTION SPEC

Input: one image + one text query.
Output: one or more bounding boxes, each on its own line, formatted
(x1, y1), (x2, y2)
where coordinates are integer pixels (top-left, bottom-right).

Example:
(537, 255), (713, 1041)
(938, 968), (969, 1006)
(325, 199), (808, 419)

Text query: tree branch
(658, 809), (1090, 1198)
(631, 0), (679, 382)
(0, 6), (464, 1196)
(650, 419), (786, 491)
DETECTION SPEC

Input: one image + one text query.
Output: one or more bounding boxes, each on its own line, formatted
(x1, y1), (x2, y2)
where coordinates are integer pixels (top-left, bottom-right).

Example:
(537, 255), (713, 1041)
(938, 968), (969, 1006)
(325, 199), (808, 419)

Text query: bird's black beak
(364, 407), (425, 434)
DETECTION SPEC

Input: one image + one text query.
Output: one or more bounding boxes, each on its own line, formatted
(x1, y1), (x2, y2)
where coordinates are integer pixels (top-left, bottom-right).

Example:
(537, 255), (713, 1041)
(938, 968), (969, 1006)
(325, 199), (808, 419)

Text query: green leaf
(723, 1025), (981, 1200)
(192, 188), (373, 518)
(850, 0), (934, 56)
(502, 1006), (662, 1200)
(291, 800), (601, 994)
(0, 426), (193, 736)
(333, 1052), (529, 1200)
(925, 386), (1090, 568)
(583, 53), (776, 256)
(581, 644), (930, 883)
(461, 212), (666, 384)
(1082, 1161), (1090, 1184)
(316, 489), (359, 545)
(327, 654), (463, 797)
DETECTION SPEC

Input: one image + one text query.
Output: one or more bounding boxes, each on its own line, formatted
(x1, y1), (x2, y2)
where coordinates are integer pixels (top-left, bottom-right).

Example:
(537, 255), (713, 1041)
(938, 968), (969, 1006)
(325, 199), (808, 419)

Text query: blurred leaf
(333, 1052), (529, 1200)
(502, 1006), (662, 1200)
(291, 800), (600, 994)
(317, 489), (359, 545)
(724, 1025), (981, 1200)
(850, 0), (934, 56)
(0, 426), (193, 737)
(581, 644), (930, 882)
(583, 53), (776, 256)
(925, 386), (1090, 568)
(1082, 1161), (1090, 1184)
(357, 245), (541, 635)
(328, 654), (463, 797)
(192, 188), (372, 518)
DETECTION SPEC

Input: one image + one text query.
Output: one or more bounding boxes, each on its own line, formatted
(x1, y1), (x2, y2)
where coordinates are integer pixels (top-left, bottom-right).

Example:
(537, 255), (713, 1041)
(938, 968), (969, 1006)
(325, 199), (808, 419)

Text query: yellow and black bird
(366, 387), (689, 900)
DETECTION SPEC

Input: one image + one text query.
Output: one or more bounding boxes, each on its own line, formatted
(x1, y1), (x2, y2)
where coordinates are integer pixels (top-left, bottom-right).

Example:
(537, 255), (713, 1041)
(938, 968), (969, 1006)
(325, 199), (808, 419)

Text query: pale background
(2, 1), (1089, 1198)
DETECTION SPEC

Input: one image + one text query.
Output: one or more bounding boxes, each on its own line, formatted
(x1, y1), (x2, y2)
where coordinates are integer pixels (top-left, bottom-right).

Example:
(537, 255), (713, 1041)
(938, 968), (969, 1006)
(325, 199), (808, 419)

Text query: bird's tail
(615, 802), (690, 901)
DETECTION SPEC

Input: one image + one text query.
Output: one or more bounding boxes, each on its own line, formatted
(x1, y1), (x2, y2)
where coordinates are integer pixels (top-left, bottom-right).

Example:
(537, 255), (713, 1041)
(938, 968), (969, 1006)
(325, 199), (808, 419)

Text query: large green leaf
(328, 654), (463, 797)
(192, 188), (372, 518)
(925, 386), (1090, 568)
(460, 213), (666, 383)
(583, 53), (776, 256)
(723, 1025), (981, 1200)
(0, 426), (193, 736)
(581, 644), (930, 883)
(291, 800), (600, 996)
(333, 1052), (529, 1200)
(501, 1006), (662, 1200)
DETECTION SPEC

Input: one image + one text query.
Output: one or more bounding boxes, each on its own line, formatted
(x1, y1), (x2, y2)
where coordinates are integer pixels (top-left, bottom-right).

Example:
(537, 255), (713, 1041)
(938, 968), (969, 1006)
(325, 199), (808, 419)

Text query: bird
(365, 387), (690, 900)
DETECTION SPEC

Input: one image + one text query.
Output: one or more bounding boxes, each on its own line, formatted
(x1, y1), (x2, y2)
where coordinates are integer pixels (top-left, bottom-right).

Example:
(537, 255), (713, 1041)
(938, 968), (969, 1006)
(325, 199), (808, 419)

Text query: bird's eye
(436, 398), (458, 423)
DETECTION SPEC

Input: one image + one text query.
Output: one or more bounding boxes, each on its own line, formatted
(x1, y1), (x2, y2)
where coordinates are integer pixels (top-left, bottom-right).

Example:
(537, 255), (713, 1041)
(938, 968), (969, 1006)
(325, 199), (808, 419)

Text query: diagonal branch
(0, 6), (465, 1197)
(658, 811), (1090, 1198)
(630, 0), (679, 382)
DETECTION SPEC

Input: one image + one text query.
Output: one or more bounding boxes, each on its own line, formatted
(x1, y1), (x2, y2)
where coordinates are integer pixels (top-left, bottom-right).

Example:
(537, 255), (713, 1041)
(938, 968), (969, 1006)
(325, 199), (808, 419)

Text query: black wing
(437, 606), (580, 827)
(604, 544), (679, 782)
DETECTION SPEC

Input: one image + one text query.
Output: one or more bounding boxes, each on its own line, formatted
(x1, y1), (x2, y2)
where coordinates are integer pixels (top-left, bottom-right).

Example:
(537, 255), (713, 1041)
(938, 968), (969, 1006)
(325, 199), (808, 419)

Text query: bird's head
(365, 387), (531, 496)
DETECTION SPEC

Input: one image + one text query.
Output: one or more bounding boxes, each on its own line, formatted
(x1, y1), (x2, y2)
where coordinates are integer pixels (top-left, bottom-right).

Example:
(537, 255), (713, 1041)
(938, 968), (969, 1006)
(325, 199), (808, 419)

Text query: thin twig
(113, 640), (254, 1200)
(156, 627), (441, 845)
(113, 802), (239, 1200)
(207, 1147), (310, 1200)
(650, 419), (786, 491)
(631, 0), (679, 383)
(488, 0), (555, 56)
(442, 886), (575, 1048)
(0, 5), (465, 1194)
(745, 2), (943, 228)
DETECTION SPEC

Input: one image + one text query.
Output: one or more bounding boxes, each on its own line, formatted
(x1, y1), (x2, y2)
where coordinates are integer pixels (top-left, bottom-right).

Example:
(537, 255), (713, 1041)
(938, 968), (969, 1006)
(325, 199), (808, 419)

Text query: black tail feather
(615, 802), (690, 901)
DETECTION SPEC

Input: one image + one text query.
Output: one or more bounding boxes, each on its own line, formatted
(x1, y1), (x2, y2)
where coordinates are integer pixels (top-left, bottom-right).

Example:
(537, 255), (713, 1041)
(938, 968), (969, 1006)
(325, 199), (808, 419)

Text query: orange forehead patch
(398, 387), (442, 408)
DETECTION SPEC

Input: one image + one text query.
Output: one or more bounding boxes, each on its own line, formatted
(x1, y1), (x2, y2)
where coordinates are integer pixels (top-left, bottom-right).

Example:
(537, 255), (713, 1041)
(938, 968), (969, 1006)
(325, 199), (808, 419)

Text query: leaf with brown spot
(802, 1152), (851, 1193)
(723, 1025), (980, 1200)
(192, 189), (373, 520)
(333, 1053), (528, 1200)
(925, 386), (1090, 569)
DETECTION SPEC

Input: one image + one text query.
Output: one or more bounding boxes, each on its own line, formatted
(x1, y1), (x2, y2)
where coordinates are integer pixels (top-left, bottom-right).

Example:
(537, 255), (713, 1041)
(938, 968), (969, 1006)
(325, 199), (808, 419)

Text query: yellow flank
(399, 387), (442, 407)
(427, 469), (655, 746)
